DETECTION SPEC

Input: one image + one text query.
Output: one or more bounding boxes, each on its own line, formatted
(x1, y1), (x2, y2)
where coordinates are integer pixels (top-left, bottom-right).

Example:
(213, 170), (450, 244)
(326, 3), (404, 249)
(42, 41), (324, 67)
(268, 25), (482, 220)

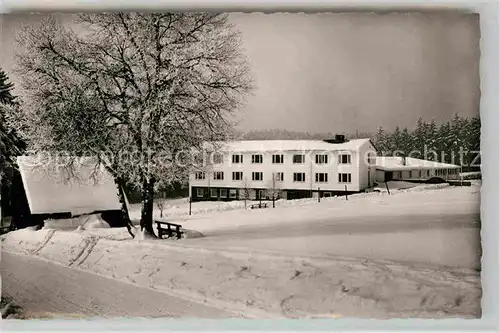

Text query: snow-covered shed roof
(17, 155), (121, 215)
(204, 138), (372, 153)
(375, 156), (461, 171)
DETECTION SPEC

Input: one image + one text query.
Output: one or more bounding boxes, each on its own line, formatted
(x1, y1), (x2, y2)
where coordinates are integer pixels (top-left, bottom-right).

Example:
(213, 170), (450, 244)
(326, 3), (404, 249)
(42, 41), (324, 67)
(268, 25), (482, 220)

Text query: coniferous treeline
(373, 114), (480, 171)
(236, 114), (480, 171)
(1, 69), (26, 178)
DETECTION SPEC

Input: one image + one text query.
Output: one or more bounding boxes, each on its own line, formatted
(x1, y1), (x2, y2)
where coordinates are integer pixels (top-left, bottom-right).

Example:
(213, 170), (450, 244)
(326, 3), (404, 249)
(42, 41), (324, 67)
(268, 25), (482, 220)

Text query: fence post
(385, 182), (391, 195)
(189, 196), (192, 216)
(318, 187), (321, 203)
(345, 185), (348, 200)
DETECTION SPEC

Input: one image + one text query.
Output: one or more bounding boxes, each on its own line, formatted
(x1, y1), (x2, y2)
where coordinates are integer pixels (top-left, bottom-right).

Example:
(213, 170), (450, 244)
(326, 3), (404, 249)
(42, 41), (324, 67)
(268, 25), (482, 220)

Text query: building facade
(189, 138), (378, 201)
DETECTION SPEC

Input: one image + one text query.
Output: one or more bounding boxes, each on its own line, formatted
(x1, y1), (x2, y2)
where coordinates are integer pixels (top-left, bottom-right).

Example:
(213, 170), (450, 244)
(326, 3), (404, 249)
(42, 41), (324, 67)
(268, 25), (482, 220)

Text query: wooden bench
(250, 202), (268, 209)
(155, 221), (184, 239)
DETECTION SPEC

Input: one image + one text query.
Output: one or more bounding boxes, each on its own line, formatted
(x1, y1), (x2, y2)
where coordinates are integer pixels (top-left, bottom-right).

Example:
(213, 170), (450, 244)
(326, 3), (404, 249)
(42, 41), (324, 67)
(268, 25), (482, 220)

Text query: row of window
(392, 169), (459, 179)
(214, 153), (353, 165)
(195, 171), (352, 183)
(435, 169), (459, 176)
(197, 188), (237, 199)
(196, 188), (265, 199)
(196, 187), (341, 199)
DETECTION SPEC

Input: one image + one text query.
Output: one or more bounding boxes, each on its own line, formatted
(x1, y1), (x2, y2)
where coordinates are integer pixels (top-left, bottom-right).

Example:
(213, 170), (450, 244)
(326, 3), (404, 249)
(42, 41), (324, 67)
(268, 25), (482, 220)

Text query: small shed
(1, 155), (128, 229)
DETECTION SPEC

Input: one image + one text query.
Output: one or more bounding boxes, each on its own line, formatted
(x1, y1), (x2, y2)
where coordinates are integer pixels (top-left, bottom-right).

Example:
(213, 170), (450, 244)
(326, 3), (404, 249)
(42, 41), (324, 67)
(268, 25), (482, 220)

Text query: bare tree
(241, 176), (251, 209)
(156, 199), (165, 218)
(14, 13), (253, 236)
(266, 172), (282, 208)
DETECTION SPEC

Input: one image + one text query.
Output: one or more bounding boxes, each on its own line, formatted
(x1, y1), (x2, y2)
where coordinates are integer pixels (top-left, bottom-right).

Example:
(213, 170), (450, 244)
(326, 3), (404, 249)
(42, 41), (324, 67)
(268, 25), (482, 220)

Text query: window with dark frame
(195, 172), (205, 180)
(252, 172), (263, 181)
(367, 153), (376, 165)
(275, 172), (284, 182)
(337, 173), (352, 183)
(315, 173), (328, 183)
(213, 171), (224, 180)
(338, 153), (351, 164)
(315, 154), (328, 164)
(196, 188), (204, 197)
(293, 154), (305, 164)
(210, 188), (218, 198)
(232, 171), (243, 181)
(272, 154), (284, 164)
(251, 154), (263, 164)
(232, 154), (243, 164)
(229, 189), (237, 198)
(220, 189), (228, 198)
(293, 172), (306, 182)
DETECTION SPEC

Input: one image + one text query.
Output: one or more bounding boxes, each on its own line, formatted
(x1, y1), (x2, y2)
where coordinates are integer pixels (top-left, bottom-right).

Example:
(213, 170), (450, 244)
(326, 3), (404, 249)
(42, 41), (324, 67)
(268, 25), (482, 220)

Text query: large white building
(189, 136), (378, 201)
(189, 136), (463, 202)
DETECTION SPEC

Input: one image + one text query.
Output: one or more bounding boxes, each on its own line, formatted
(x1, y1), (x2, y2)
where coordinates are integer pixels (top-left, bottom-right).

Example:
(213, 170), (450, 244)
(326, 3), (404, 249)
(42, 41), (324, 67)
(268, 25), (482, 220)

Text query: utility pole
(310, 155), (313, 198)
(243, 177), (248, 209)
(207, 170), (211, 201)
(272, 172), (276, 208)
(460, 165), (463, 186)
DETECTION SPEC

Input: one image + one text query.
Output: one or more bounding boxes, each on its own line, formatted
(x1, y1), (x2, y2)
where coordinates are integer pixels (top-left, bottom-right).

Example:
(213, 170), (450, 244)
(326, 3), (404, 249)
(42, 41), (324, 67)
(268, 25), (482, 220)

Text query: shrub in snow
(182, 229), (204, 239)
(460, 172), (482, 180)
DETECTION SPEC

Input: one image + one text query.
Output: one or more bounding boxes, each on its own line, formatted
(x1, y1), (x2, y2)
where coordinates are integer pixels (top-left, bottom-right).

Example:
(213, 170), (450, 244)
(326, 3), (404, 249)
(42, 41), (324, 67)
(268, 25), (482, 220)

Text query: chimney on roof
(323, 134), (346, 144)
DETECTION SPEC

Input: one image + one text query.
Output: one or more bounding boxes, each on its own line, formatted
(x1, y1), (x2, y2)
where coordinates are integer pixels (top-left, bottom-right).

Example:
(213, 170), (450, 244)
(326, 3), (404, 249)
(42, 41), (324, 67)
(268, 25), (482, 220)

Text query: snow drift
(1, 183), (481, 318)
(1, 227), (481, 319)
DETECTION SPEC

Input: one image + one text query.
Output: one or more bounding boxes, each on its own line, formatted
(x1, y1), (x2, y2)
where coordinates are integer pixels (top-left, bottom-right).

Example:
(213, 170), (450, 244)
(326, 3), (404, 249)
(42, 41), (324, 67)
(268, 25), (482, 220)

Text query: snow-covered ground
(128, 182), (457, 223)
(1, 226), (481, 318)
(1, 182), (481, 318)
(154, 183), (478, 234)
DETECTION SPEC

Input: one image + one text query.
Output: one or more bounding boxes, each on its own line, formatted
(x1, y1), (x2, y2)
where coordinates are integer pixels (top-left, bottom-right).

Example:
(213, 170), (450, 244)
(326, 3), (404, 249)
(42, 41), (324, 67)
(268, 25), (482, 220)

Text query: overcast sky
(1, 12), (480, 133)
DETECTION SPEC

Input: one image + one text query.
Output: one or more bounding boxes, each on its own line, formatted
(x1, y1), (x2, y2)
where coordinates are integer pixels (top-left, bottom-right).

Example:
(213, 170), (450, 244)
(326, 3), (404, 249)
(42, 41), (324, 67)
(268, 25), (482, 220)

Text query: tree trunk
(114, 177), (135, 238)
(140, 178), (156, 236)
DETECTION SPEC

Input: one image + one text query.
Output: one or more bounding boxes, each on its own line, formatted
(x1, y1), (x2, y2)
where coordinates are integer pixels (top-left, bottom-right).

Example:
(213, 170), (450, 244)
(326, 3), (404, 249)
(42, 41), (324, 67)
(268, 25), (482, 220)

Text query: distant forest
(373, 114), (480, 171)
(234, 128), (374, 141)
